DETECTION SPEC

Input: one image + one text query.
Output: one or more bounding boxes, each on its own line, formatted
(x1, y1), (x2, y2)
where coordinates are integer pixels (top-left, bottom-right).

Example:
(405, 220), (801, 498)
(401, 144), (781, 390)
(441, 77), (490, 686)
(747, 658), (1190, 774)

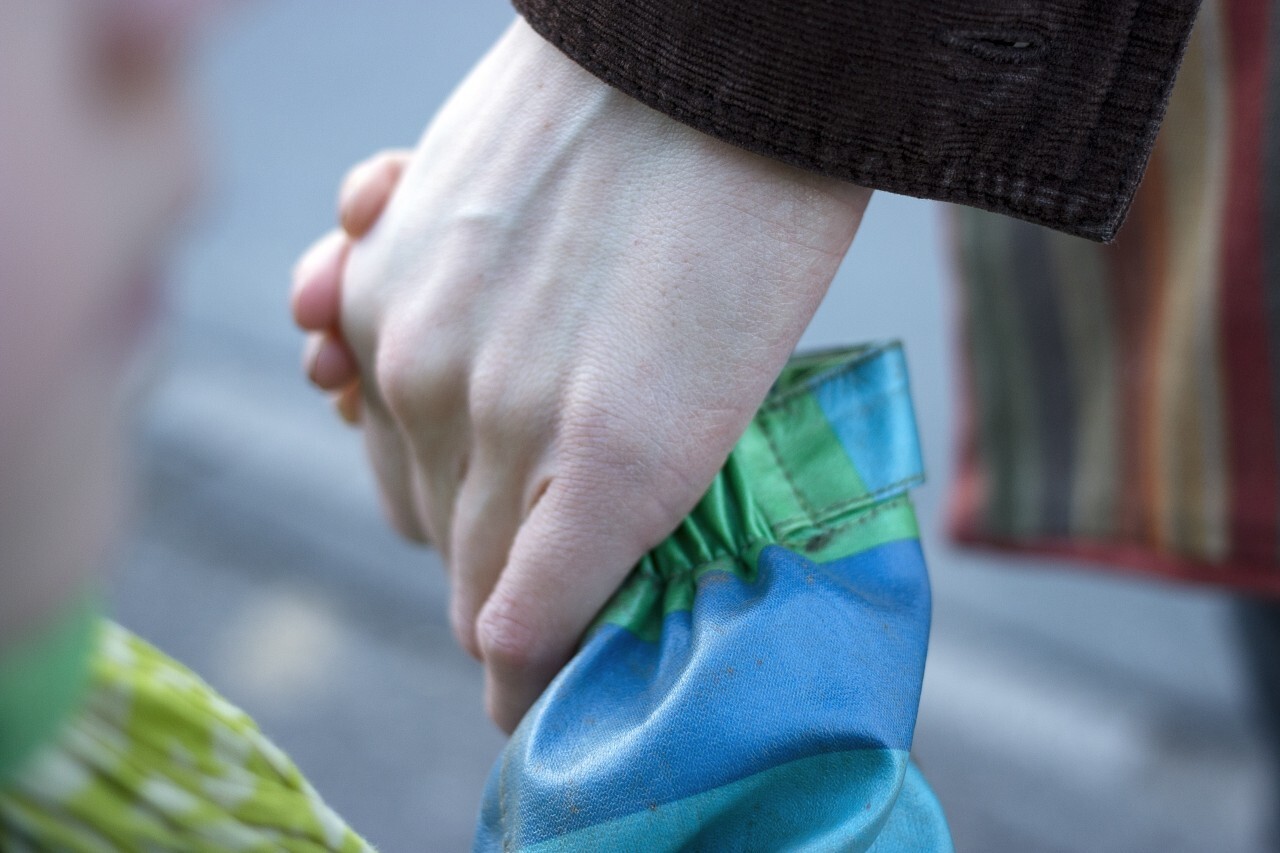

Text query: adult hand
(295, 17), (872, 733)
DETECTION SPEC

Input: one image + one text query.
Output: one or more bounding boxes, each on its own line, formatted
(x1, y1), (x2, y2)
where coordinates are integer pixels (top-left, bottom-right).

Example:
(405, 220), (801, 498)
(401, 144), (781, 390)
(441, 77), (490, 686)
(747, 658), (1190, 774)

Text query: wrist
(507, 14), (874, 236)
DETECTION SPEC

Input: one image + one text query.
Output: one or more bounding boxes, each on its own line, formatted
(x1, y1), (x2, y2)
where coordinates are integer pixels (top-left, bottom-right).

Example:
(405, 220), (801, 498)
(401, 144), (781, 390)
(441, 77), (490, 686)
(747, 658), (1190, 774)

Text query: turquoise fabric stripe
(812, 345), (924, 500)
(522, 750), (948, 853)
(476, 541), (937, 849)
(869, 763), (955, 853)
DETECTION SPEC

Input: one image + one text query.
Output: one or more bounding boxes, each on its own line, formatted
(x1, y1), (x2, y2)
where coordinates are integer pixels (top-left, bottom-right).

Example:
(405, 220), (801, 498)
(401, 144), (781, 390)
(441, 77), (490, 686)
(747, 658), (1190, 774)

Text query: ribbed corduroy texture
(513, 0), (1202, 241)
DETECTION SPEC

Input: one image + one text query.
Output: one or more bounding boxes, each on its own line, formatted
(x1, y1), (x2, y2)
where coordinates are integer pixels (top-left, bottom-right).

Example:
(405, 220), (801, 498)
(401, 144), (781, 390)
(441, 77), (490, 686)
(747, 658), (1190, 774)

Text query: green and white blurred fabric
(0, 616), (372, 852)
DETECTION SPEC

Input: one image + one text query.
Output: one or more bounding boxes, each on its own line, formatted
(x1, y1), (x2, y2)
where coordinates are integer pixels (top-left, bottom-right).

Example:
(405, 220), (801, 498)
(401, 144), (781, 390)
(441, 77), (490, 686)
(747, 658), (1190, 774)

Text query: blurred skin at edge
(0, 0), (221, 649)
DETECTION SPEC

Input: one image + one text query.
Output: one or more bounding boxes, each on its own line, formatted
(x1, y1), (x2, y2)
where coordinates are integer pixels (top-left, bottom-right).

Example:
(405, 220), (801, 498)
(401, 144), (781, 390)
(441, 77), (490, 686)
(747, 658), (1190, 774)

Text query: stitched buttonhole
(937, 27), (1047, 64)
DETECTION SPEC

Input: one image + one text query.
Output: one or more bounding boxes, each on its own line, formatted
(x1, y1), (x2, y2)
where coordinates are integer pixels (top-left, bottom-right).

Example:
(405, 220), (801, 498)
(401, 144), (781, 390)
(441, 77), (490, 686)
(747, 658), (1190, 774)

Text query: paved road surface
(110, 2), (1277, 850)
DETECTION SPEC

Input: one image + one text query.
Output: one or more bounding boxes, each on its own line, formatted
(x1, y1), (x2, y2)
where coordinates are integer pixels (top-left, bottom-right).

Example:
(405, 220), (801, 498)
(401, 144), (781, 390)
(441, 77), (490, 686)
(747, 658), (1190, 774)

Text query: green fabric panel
(755, 391), (870, 533)
(522, 748), (917, 853)
(801, 495), (921, 564)
(741, 346), (877, 529)
(596, 496), (918, 641)
(0, 590), (97, 786)
(733, 419), (808, 526)
(593, 346), (922, 641)
(646, 453), (775, 572)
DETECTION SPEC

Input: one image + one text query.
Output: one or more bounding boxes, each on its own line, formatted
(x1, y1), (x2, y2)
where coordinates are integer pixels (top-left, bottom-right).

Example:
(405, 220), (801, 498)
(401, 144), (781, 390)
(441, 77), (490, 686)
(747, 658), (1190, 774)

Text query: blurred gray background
(111, 2), (1275, 850)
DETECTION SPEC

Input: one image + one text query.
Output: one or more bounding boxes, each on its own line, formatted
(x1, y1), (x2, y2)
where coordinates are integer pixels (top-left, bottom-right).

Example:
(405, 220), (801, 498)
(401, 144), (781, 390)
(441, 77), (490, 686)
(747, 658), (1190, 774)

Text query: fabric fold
(477, 343), (951, 852)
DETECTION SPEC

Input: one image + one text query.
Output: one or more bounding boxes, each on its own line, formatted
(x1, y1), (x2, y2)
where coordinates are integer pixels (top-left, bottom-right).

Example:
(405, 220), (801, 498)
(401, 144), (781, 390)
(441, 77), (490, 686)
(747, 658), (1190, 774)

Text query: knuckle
(373, 342), (417, 418)
(374, 331), (465, 423)
(476, 594), (545, 672)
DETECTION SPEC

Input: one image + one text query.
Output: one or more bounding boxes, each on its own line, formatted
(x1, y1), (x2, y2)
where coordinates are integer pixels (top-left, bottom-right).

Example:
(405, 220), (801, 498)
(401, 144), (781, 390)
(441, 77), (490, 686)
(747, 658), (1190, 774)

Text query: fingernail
(335, 384), (363, 424)
(311, 341), (353, 388)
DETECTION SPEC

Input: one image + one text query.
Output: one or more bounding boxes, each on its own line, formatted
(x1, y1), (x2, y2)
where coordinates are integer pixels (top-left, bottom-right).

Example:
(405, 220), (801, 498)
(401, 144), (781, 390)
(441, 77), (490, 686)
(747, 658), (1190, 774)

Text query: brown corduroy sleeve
(512, 0), (1202, 242)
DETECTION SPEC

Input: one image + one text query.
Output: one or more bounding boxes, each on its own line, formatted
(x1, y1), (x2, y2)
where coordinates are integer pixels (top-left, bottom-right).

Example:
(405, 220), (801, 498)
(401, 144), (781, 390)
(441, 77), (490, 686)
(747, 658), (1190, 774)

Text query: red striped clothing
(949, 0), (1280, 594)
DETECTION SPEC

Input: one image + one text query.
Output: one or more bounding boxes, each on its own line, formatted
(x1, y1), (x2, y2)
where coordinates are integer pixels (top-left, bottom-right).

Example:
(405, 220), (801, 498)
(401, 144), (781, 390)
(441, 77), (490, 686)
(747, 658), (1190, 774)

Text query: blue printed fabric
(475, 344), (952, 852)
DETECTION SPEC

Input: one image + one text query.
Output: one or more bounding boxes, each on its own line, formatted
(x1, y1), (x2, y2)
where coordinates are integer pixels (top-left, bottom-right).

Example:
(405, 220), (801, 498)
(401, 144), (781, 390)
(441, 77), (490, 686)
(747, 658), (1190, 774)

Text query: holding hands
(291, 17), (871, 733)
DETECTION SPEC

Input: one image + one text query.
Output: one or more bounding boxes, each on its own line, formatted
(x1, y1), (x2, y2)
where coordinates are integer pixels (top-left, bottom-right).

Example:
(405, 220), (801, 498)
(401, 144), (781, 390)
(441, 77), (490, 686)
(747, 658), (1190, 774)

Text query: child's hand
(292, 149), (410, 424)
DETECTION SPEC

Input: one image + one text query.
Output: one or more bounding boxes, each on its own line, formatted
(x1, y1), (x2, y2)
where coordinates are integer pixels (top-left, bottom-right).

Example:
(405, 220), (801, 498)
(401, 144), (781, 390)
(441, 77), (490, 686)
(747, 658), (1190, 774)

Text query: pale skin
(0, 0), (209, 650)
(292, 17), (873, 733)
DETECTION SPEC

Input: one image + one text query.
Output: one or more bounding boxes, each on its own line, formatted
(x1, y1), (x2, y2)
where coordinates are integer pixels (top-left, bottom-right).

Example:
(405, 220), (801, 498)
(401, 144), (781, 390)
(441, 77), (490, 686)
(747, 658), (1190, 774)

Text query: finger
(303, 333), (361, 391)
(339, 149), (413, 239)
(404, 430), (469, 564)
(334, 382), (363, 425)
(362, 407), (429, 545)
(475, 475), (654, 733)
(447, 448), (531, 660)
(376, 339), (471, 558)
(290, 229), (347, 331)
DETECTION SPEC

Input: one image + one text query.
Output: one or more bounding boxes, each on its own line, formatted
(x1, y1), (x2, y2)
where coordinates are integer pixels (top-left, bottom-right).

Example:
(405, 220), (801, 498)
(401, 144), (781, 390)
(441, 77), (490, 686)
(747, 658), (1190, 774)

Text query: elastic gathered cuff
(595, 344), (925, 641)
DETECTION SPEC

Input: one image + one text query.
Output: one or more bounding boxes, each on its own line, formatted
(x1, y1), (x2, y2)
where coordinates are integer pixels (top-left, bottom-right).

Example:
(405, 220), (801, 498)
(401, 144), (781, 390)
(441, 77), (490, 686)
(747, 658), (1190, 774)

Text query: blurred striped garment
(949, 0), (1280, 593)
